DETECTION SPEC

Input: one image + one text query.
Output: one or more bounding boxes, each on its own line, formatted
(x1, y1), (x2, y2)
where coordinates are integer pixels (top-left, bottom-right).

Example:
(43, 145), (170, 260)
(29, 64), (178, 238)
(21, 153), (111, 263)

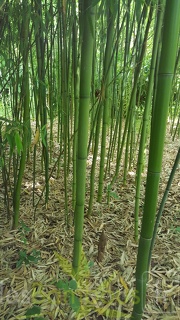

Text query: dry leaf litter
(0, 124), (179, 320)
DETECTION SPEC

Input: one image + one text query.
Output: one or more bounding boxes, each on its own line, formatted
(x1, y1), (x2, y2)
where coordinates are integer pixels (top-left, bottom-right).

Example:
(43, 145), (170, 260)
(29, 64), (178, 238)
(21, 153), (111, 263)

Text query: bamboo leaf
(135, 0), (143, 23)
(15, 131), (23, 155)
(41, 125), (47, 147)
(4, 131), (14, 153)
(92, 0), (101, 7)
(0, 157), (4, 168)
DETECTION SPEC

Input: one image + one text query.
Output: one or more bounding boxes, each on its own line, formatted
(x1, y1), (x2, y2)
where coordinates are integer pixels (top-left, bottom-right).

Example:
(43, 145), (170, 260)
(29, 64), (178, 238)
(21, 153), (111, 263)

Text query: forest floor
(0, 123), (179, 320)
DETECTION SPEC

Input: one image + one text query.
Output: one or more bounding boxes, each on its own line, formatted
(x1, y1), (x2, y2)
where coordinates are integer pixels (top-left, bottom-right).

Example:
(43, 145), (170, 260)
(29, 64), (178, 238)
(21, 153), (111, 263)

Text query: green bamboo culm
(98, 1), (117, 202)
(148, 147), (180, 270)
(134, 0), (165, 242)
(72, 0), (95, 275)
(13, 1), (30, 228)
(131, 1), (180, 319)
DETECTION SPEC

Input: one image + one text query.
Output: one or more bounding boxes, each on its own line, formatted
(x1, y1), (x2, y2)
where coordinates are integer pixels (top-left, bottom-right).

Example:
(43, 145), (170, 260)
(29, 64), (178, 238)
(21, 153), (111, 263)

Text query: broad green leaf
(5, 132), (14, 151)
(68, 293), (80, 312)
(16, 259), (24, 268)
(109, 0), (118, 16)
(19, 250), (27, 258)
(0, 157), (4, 168)
(69, 279), (77, 290)
(109, 191), (119, 200)
(56, 280), (69, 291)
(20, 220), (30, 233)
(20, 236), (27, 244)
(25, 305), (41, 316)
(88, 260), (94, 268)
(0, 0), (5, 10)
(27, 250), (41, 264)
(31, 249), (41, 257)
(15, 131), (23, 155)
(135, 0), (142, 23)
(41, 125), (47, 147)
(27, 255), (38, 262)
(92, 0), (101, 7)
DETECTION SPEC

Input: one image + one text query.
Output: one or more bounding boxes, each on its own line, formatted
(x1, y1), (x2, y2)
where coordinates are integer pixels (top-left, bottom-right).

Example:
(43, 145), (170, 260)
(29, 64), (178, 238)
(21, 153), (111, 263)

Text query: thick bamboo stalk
(72, 0), (95, 274)
(131, 1), (180, 318)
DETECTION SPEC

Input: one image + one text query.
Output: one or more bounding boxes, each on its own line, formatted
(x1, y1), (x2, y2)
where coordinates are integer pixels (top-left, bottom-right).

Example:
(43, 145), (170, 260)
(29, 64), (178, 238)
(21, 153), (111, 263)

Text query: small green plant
(3, 121), (23, 155)
(55, 279), (80, 312)
(25, 305), (46, 319)
(16, 220), (41, 268)
(171, 225), (180, 234)
(19, 220), (31, 244)
(16, 249), (41, 268)
(107, 184), (119, 202)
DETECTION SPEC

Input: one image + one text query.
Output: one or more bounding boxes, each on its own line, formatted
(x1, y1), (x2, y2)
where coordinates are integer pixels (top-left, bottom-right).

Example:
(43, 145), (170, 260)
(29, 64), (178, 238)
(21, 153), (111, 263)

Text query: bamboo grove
(0, 0), (179, 319)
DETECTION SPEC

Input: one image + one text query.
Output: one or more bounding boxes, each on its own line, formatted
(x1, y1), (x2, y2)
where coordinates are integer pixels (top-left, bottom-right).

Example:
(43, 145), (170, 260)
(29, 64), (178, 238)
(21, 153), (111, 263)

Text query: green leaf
(31, 249), (41, 257)
(19, 250), (27, 258)
(68, 293), (80, 312)
(56, 280), (69, 291)
(20, 235), (27, 244)
(15, 131), (23, 155)
(109, 191), (119, 200)
(16, 258), (24, 268)
(25, 305), (41, 316)
(5, 132), (14, 152)
(27, 250), (41, 264)
(88, 260), (94, 268)
(92, 0), (101, 7)
(41, 125), (47, 147)
(20, 220), (30, 233)
(27, 255), (38, 262)
(0, 157), (4, 168)
(69, 279), (77, 291)
(135, 0), (143, 23)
